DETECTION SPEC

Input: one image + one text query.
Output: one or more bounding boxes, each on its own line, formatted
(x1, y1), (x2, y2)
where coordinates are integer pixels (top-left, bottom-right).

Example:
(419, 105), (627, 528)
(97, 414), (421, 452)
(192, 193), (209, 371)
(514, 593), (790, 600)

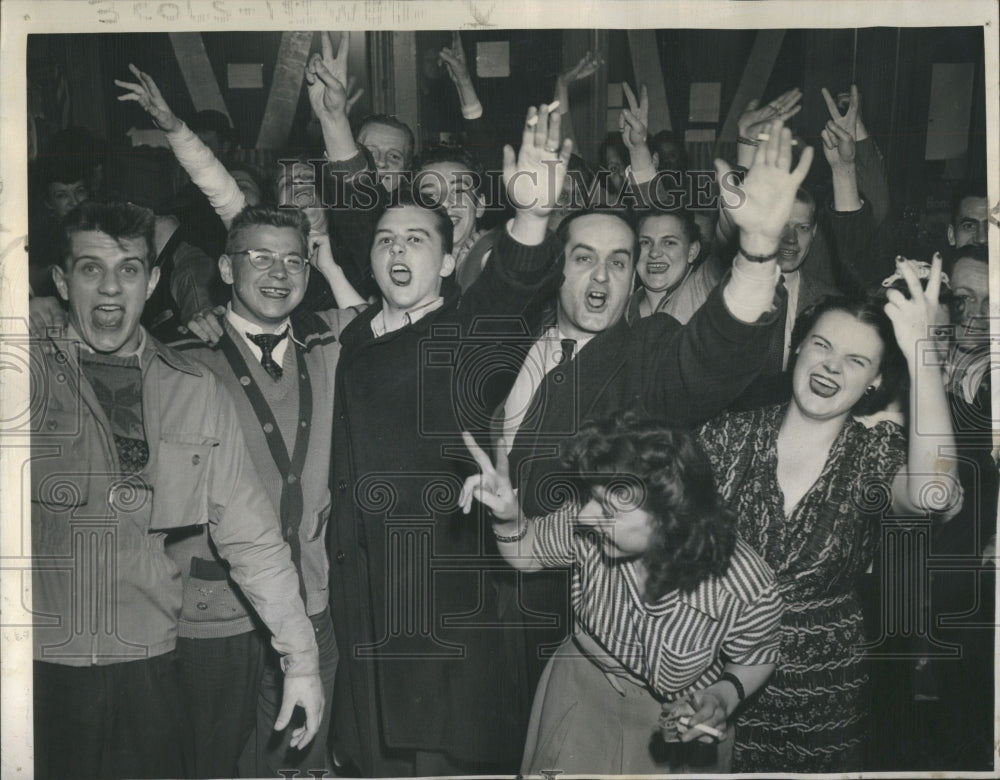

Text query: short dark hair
(380, 186), (454, 255)
(950, 180), (987, 227)
(598, 132), (629, 170)
(58, 201), (156, 270)
(415, 143), (483, 179)
(561, 412), (736, 601)
(649, 129), (688, 173)
(225, 204), (311, 255)
(790, 295), (907, 417)
(555, 209), (639, 265)
(945, 242), (989, 275)
(634, 206), (701, 245)
(358, 114), (416, 166)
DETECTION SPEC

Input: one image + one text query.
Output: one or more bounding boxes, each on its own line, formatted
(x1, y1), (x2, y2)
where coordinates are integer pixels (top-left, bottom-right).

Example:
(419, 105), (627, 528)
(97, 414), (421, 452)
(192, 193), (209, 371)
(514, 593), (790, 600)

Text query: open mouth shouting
(92, 303), (125, 329)
(585, 289), (608, 312)
(389, 263), (412, 286)
(808, 373), (840, 398)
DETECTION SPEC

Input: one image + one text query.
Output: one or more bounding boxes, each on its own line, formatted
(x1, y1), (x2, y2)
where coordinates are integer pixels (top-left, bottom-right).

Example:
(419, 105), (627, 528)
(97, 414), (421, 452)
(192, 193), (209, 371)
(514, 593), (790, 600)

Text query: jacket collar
(56, 326), (204, 377)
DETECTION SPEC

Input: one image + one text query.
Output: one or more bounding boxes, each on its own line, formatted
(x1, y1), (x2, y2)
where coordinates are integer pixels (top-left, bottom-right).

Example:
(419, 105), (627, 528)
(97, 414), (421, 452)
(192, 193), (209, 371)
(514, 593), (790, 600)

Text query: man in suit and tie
(494, 121), (812, 696)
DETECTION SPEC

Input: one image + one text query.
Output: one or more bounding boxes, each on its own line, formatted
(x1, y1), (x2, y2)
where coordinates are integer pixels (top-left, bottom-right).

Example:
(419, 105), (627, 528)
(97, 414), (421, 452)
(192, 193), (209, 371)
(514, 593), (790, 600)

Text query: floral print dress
(698, 405), (906, 772)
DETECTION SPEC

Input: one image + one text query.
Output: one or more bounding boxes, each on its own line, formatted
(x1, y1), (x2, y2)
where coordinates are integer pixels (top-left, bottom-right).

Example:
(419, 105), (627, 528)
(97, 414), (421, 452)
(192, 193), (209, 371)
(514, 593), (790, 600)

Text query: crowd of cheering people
(25, 28), (995, 779)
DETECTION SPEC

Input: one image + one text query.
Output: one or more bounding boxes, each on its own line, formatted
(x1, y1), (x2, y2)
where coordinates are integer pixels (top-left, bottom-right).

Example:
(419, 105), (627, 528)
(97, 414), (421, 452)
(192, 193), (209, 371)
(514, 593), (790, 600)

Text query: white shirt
(370, 296), (445, 338)
(781, 269), (801, 370)
(502, 326), (595, 452)
(226, 305), (296, 366)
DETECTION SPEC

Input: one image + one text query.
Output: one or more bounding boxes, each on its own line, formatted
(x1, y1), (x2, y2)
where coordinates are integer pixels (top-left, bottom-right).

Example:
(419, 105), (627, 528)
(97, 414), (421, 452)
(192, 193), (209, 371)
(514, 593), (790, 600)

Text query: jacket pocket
(30, 409), (92, 508)
(151, 434), (218, 530)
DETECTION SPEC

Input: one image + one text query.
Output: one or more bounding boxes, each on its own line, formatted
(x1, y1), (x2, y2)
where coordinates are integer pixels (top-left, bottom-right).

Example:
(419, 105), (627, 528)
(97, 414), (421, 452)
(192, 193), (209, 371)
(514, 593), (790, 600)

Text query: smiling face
(948, 196), (989, 248)
(53, 230), (159, 355)
(358, 122), (411, 191)
(219, 225), (309, 328)
(777, 199), (817, 273)
(557, 214), (635, 340)
(792, 309), (884, 422)
(636, 214), (700, 294)
(577, 484), (656, 560)
(949, 256), (990, 352)
(416, 161), (484, 251)
(371, 205), (455, 315)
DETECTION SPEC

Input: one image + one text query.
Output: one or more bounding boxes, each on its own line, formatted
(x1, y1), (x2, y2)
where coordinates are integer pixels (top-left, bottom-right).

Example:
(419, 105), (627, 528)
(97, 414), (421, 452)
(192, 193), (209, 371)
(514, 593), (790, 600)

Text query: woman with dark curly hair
(459, 414), (784, 774)
(696, 257), (962, 773)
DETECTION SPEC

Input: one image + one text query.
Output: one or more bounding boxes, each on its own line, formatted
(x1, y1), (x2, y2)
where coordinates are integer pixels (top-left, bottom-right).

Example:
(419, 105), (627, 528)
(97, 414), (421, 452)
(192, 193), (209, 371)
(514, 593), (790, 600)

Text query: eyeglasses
(232, 249), (309, 274)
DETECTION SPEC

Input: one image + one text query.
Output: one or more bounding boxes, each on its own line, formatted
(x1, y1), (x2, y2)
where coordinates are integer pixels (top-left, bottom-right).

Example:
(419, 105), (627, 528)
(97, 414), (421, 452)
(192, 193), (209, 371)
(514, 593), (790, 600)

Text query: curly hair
(560, 412), (736, 602)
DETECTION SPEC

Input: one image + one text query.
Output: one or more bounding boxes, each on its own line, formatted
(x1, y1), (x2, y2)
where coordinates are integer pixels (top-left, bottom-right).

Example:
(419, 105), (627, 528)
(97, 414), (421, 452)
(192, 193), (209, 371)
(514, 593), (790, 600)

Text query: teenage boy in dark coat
(311, 35), (570, 768)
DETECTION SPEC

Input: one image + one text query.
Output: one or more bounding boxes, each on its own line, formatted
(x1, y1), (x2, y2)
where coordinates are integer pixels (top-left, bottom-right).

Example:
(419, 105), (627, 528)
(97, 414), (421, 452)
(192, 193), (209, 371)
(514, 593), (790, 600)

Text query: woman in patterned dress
(459, 415), (785, 774)
(697, 256), (961, 772)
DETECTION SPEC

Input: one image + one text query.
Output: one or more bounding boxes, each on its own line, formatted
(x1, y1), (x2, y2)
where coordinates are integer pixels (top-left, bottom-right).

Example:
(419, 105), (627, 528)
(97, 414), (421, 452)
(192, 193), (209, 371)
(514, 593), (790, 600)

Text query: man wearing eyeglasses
(29, 201), (324, 780)
(167, 204), (365, 777)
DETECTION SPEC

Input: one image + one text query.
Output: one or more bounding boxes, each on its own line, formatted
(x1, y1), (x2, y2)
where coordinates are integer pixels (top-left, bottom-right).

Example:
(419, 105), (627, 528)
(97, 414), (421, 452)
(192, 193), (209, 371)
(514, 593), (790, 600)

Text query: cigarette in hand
(678, 716), (724, 740)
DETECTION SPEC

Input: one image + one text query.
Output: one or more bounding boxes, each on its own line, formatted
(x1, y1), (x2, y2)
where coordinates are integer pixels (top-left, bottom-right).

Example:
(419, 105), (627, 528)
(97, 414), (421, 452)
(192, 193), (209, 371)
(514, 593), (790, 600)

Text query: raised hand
(502, 104), (573, 219)
(884, 253), (946, 361)
(115, 64), (181, 133)
(820, 118), (856, 169)
(821, 84), (868, 142)
(618, 83), (649, 152)
(559, 50), (604, 86)
(305, 31), (351, 123)
(438, 31), (472, 87)
(458, 431), (518, 523)
(715, 119), (815, 251)
(738, 88), (803, 141)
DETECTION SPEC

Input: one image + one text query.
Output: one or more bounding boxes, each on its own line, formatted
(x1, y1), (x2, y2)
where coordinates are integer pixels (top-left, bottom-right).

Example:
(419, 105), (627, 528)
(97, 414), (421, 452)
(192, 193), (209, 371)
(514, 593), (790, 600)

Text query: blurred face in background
(949, 255), (990, 352)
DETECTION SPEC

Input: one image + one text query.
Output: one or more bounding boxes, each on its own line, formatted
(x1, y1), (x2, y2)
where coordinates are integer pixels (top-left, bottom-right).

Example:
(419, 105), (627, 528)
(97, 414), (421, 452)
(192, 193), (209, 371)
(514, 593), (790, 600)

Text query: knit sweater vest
(165, 310), (353, 638)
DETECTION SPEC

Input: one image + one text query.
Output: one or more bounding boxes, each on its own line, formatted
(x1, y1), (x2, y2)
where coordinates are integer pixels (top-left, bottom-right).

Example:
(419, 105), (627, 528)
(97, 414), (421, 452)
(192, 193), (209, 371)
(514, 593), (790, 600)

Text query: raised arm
(459, 431), (542, 571)
(553, 50), (604, 148)
(308, 232), (366, 308)
(618, 82), (657, 186)
(503, 103), (573, 246)
(717, 118), (814, 320)
(820, 85), (862, 213)
(439, 31), (483, 121)
(115, 65), (246, 228)
(305, 31), (360, 164)
(717, 89), (804, 246)
(886, 255), (962, 518)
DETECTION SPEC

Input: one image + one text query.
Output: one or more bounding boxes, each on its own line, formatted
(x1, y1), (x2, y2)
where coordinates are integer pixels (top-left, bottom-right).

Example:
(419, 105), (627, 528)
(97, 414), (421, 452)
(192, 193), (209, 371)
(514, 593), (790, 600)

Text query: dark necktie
(557, 338), (576, 365)
(247, 330), (288, 381)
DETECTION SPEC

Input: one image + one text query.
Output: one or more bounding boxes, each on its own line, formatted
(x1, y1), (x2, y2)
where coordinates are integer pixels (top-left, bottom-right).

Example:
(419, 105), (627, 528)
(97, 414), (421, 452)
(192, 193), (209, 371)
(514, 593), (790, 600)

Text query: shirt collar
(226, 304), (301, 346)
(371, 296), (445, 338)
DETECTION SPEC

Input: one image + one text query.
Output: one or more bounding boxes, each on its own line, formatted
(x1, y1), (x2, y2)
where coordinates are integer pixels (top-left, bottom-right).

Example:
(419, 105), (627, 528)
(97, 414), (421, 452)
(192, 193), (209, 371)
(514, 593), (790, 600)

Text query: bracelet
(737, 136), (759, 148)
(739, 245), (779, 264)
(493, 520), (529, 543)
(719, 672), (745, 703)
